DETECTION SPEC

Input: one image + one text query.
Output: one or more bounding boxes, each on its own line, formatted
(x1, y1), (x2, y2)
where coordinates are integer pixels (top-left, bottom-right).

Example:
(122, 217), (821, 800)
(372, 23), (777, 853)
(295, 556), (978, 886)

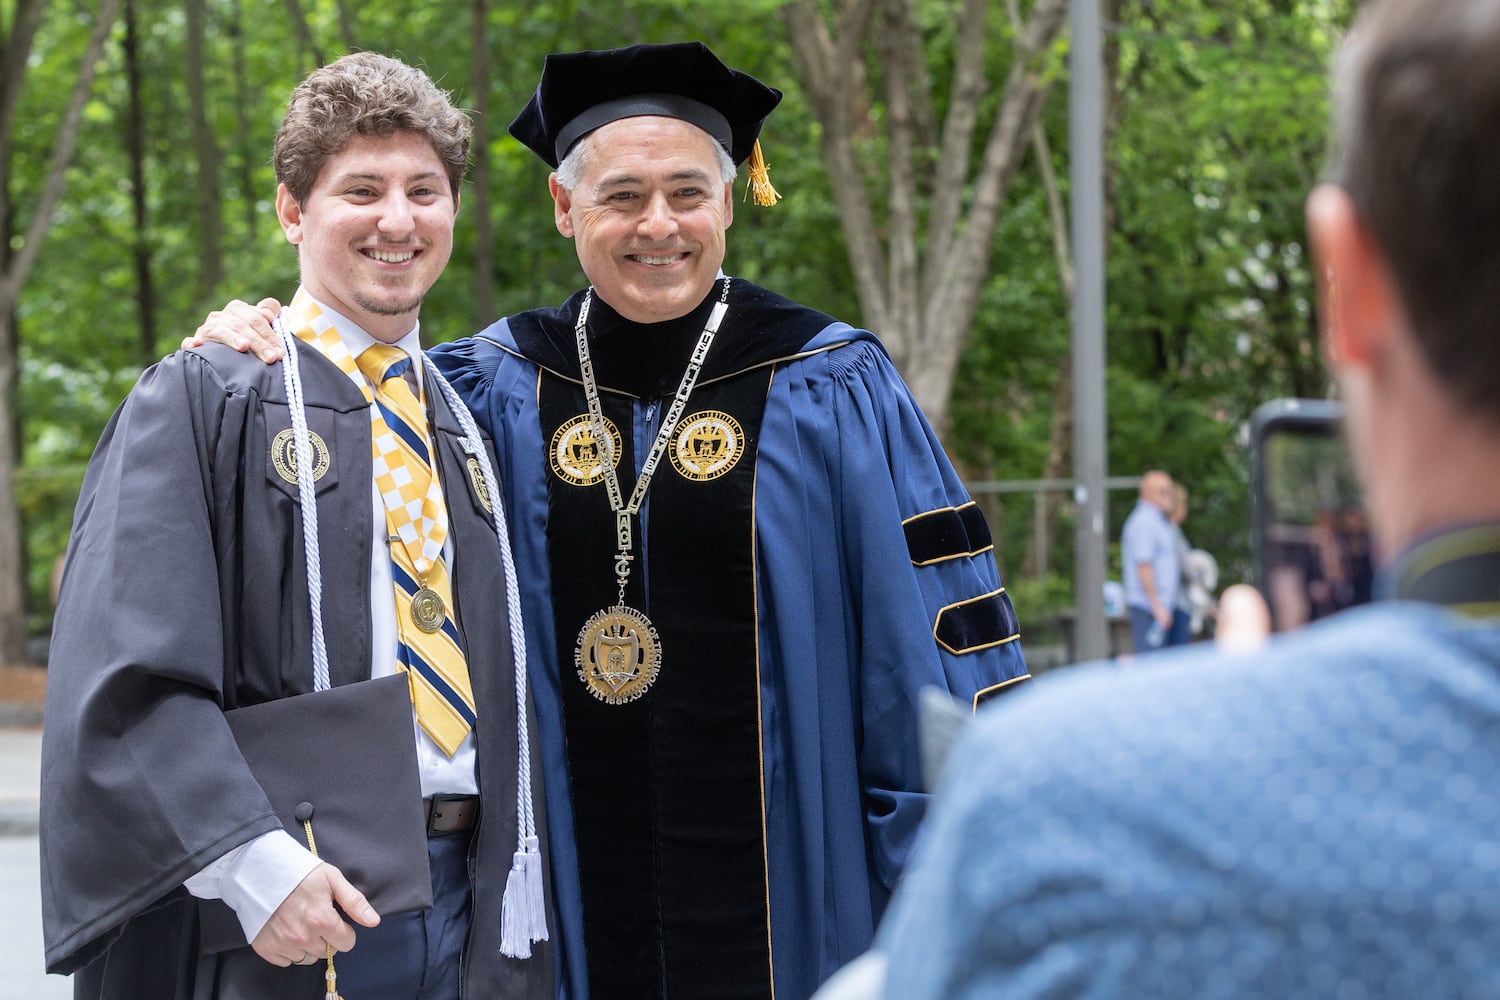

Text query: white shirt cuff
(183, 830), (322, 943)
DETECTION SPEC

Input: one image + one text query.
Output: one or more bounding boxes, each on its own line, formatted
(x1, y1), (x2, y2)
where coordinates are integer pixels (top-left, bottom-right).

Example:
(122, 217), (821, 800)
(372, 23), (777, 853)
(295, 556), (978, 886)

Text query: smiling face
(550, 116), (733, 324)
(275, 131), (457, 342)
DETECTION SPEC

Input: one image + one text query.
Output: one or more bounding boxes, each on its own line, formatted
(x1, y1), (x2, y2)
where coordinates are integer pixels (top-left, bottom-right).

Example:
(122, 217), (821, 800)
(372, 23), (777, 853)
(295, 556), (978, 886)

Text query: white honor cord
(423, 358), (537, 843)
(425, 355), (549, 954)
(275, 320), (332, 693)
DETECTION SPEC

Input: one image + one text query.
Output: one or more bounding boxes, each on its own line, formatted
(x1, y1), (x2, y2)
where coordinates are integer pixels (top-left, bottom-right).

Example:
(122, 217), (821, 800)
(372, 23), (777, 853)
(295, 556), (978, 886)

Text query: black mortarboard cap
(197, 674), (433, 953)
(508, 42), (783, 169)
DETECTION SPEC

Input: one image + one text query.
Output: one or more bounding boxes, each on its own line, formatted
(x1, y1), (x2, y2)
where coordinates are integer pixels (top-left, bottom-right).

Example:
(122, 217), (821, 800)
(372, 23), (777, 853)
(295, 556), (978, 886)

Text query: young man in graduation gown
(193, 42), (1031, 1000)
(40, 54), (554, 999)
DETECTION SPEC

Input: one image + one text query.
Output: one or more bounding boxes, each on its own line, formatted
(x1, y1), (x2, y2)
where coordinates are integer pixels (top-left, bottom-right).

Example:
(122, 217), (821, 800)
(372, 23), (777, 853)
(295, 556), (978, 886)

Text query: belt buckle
(425, 794), (475, 836)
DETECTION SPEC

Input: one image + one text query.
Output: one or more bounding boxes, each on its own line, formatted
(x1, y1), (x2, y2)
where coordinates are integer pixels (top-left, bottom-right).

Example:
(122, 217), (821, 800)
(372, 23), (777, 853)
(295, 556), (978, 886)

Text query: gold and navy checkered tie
(282, 291), (476, 755)
(353, 342), (476, 756)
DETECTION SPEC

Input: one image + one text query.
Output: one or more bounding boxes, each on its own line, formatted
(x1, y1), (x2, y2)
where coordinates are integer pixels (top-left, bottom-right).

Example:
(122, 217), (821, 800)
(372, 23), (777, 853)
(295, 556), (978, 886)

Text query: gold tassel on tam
(745, 139), (781, 206)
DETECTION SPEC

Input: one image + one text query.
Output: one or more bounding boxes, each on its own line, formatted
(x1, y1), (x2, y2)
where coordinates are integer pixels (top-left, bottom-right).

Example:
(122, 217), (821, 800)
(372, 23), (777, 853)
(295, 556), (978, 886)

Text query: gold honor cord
(572, 277), (732, 704)
(294, 803), (342, 1000)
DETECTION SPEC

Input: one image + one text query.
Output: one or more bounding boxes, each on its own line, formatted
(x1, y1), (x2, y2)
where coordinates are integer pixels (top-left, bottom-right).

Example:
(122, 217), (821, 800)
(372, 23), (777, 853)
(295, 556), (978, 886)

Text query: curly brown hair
(273, 52), (471, 204)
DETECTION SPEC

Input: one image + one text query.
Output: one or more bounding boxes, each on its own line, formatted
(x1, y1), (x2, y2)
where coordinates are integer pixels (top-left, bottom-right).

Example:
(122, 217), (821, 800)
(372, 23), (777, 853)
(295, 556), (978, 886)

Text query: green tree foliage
(951, 0), (1356, 642)
(9, 0), (1357, 656)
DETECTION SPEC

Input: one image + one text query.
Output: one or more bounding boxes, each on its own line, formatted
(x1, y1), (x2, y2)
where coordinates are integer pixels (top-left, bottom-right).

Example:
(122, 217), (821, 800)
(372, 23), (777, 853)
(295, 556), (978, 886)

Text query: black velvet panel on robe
(531, 285), (806, 1000)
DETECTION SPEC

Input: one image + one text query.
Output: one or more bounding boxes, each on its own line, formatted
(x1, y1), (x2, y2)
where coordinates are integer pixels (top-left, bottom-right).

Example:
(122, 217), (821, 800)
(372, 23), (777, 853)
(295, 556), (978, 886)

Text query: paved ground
(0, 727), (42, 837)
(2, 831), (72, 999)
(0, 663), (71, 997)
(0, 667), (45, 841)
(0, 718), (71, 998)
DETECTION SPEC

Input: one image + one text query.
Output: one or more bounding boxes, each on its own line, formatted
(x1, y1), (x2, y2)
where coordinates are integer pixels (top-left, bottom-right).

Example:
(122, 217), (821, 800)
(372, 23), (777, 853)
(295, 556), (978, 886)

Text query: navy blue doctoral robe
(432, 280), (1029, 999)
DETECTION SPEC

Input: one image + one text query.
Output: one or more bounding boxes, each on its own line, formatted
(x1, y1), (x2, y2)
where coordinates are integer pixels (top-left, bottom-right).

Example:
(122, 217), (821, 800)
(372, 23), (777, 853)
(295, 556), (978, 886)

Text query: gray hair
(553, 124), (736, 190)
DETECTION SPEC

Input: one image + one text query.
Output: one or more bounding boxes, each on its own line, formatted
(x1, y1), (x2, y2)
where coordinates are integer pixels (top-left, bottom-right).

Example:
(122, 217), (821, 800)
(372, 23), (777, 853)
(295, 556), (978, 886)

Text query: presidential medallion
(568, 279), (728, 707)
(410, 587), (447, 633)
(575, 605), (662, 705)
(550, 414), (622, 487)
(670, 409), (744, 482)
(271, 428), (331, 485)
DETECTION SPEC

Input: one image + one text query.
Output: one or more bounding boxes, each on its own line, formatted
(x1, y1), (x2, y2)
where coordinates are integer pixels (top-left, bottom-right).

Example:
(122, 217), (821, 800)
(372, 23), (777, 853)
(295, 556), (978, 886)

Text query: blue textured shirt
(878, 587), (1500, 999)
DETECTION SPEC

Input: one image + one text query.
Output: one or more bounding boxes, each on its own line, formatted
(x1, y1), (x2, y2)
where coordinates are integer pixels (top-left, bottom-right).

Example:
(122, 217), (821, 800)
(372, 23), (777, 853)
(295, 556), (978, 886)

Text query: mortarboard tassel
(745, 139), (782, 206)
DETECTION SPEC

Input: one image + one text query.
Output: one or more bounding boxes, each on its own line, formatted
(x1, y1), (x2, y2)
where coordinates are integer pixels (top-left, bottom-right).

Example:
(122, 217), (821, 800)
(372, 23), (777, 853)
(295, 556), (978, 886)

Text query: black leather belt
(423, 794), (478, 836)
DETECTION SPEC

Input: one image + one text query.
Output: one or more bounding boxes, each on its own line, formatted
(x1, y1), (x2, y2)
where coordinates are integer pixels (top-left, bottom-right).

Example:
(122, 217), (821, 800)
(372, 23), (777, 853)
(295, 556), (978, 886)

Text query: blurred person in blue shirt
(1121, 470), (1182, 652)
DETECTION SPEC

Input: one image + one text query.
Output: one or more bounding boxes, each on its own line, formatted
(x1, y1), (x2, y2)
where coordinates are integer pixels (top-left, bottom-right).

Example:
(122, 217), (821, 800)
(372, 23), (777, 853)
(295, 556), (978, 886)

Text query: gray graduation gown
(39, 341), (554, 999)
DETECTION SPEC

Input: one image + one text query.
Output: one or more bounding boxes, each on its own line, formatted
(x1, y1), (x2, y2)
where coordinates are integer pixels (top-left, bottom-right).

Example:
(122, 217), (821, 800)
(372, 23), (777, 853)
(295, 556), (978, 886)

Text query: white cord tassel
(521, 834), (548, 937)
(499, 836), (544, 958)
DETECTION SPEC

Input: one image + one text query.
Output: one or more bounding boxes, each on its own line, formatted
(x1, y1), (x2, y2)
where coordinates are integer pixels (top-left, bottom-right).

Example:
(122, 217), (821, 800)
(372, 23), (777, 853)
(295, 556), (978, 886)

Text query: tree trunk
(0, 311), (22, 663)
(468, 0), (495, 329)
(781, 0), (1069, 438)
(781, 0), (887, 335)
(184, 0), (224, 297)
(1019, 0), (1130, 579)
(335, 0), (358, 52)
(0, 0), (122, 664)
(1005, 0), (1072, 581)
(282, 0), (324, 68)
(124, 0), (157, 366)
(1019, 116), (1075, 580)
(227, 0), (258, 240)
(0, 0), (37, 665)
(916, 0), (1067, 428)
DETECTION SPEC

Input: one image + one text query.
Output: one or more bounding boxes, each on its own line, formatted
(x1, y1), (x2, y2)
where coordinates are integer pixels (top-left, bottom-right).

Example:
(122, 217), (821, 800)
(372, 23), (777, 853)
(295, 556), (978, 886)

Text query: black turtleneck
(503, 278), (839, 399)
(583, 284), (723, 400)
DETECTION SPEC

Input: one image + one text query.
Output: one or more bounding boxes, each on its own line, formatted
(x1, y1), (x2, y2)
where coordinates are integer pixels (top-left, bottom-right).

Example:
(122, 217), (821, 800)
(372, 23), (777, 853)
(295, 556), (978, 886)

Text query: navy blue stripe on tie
(401, 643), (478, 725)
(392, 562), (421, 595)
(373, 398), (431, 462)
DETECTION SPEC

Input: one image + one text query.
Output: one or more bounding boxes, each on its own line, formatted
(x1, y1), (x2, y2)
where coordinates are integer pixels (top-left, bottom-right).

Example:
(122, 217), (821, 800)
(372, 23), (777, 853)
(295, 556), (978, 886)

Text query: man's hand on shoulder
(184, 298), (285, 364)
(250, 861), (379, 967)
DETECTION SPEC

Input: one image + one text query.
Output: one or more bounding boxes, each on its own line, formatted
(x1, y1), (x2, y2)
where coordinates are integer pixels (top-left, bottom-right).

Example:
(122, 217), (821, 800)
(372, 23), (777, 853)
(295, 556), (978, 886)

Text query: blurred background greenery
(2, 0), (1357, 664)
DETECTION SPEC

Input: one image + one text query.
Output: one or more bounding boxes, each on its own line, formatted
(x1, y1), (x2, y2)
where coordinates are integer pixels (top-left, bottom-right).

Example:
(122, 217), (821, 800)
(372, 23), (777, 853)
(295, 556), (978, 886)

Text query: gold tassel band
(745, 139), (781, 206)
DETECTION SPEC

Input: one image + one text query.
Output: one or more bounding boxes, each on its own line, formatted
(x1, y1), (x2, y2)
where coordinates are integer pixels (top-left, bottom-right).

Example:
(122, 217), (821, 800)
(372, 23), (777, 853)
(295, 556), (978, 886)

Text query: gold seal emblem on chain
(549, 413), (622, 486)
(670, 410), (744, 482)
(569, 277), (734, 704)
(575, 605), (662, 704)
